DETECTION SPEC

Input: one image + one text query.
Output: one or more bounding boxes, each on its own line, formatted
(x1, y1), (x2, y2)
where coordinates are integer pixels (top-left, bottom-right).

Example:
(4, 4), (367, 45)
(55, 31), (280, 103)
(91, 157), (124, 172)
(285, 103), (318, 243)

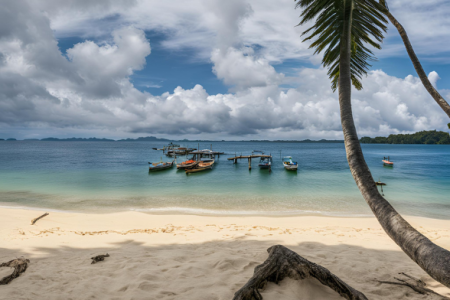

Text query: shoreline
(1, 207), (450, 299)
(3, 203), (450, 221)
(0, 203), (376, 218)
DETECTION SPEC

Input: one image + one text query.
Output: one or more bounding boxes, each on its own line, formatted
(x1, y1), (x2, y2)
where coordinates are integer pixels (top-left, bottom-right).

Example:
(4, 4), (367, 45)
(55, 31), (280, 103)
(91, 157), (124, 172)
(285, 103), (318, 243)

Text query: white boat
(282, 156), (298, 171)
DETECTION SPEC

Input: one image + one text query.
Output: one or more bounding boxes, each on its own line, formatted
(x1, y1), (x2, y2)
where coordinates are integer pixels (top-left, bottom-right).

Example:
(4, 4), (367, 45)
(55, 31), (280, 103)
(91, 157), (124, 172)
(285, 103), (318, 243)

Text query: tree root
(0, 258), (30, 285)
(31, 212), (49, 225)
(233, 245), (367, 300)
(91, 254), (109, 264)
(378, 272), (450, 299)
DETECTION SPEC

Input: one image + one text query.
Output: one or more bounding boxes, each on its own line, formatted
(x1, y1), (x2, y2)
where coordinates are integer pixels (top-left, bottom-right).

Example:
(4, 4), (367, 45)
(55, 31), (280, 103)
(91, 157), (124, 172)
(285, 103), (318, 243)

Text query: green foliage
(296, 0), (387, 91)
(360, 130), (450, 144)
(448, 123), (450, 130)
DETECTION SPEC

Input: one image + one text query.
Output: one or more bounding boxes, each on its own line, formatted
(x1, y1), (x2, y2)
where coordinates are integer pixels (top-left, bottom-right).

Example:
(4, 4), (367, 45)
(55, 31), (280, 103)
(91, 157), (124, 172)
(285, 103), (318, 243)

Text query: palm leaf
(296, 0), (387, 91)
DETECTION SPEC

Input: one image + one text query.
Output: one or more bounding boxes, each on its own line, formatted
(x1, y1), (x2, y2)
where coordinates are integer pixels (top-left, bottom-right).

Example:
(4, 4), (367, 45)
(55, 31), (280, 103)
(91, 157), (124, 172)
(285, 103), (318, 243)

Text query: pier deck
(227, 154), (272, 170)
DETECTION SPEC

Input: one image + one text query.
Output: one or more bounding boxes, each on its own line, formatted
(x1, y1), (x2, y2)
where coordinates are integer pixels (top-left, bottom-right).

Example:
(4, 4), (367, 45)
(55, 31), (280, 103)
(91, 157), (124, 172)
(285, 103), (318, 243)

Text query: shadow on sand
(1, 239), (448, 300)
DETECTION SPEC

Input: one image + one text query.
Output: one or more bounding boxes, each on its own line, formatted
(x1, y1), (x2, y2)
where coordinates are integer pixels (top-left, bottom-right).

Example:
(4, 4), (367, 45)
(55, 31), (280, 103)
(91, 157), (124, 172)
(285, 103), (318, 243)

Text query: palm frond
(296, 0), (387, 91)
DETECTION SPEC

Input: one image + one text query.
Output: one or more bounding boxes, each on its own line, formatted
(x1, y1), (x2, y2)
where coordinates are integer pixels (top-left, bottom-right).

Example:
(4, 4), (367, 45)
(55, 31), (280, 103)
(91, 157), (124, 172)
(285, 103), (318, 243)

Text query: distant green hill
(41, 137), (115, 141)
(361, 130), (450, 144)
(117, 136), (170, 142)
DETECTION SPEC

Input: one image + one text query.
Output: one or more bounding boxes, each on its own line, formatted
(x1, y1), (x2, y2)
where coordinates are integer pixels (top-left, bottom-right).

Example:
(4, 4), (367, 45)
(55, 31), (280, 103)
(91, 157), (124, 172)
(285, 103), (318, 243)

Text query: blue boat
(148, 159), (175, 172)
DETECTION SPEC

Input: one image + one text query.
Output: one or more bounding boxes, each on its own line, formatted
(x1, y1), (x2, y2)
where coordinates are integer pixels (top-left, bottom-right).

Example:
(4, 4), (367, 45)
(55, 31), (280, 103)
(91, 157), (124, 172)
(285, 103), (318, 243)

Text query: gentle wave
(0, 204), (74, 214)
(129, 206), (373, 217)
(0, 203), (372, 217)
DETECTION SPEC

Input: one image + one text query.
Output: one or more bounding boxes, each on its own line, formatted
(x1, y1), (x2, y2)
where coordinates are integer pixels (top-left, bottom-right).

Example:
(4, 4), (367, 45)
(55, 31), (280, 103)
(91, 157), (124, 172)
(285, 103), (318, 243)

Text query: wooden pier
(190, 150), (224, 160)
(227, 154), (272, 171)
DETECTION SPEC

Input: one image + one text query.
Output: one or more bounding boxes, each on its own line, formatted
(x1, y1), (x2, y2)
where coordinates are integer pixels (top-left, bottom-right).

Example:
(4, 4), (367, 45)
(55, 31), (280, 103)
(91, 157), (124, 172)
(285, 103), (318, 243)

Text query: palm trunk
(380, 0), (450, 118)
(339, 0), (450, 288)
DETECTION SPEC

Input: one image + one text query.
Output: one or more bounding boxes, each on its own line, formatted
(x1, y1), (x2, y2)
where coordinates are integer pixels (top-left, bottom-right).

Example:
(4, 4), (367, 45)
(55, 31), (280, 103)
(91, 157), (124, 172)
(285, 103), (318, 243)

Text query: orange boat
(382, 159), (394, 166)
(176, 159), (199, 169)
(185, 160), (214, 174)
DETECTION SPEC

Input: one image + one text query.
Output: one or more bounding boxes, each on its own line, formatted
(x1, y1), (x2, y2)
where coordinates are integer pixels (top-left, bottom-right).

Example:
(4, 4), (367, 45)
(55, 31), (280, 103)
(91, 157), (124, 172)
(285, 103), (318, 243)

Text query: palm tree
(296, 0), (450, 288)
(379, 0), (450, 118)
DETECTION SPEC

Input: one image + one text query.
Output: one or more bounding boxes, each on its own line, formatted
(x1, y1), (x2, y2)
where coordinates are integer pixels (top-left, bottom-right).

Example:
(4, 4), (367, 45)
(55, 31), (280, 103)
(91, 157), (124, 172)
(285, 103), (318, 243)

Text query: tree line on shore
(360, 130), (450, 144)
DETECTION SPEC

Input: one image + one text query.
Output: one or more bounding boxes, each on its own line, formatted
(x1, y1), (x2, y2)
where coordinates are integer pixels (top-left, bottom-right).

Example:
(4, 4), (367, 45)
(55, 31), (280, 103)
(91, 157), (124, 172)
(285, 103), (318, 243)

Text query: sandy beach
(1, 207), (449, 299)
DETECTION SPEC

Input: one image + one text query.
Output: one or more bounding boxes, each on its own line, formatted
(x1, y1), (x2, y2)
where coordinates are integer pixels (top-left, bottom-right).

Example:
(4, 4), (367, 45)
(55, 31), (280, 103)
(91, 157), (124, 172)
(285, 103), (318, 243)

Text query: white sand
(1, 207), (449, 299)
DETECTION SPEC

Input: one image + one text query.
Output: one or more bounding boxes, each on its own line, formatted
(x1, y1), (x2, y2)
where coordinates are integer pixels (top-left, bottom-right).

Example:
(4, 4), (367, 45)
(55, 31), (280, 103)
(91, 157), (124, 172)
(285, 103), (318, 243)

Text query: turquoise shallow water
(0, 141), (448, 218)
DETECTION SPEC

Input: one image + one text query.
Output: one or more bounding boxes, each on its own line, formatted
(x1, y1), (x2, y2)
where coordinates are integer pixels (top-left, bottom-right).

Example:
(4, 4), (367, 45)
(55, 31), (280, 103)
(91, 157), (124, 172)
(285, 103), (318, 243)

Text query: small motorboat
(148, 159), (175, 171)
(177, 159), (199, 169)
(282, 156), (298, 170)
(185, 160), (214, 174)
(382, 157), (394, 167)
(258, 156), (272, 169)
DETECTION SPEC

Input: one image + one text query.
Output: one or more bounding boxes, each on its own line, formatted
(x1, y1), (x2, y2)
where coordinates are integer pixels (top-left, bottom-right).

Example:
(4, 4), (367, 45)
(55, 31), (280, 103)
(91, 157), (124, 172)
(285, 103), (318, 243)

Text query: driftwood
(0, 258), (30, 285)
(378, 273), (450, 299)
(234, 245), (367, 300)
(91, 254), (109, 264)
(31, 212), (49, 225)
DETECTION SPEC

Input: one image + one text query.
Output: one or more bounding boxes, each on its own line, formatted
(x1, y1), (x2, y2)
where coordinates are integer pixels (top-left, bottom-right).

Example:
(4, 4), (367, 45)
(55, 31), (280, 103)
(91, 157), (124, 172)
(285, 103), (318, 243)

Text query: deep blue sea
(0, 141), (449, 219)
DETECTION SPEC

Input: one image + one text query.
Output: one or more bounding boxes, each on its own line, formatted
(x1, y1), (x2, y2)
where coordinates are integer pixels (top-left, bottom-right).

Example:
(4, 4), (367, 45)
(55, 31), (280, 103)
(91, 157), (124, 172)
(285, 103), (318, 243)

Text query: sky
(0, 0), (449, 140)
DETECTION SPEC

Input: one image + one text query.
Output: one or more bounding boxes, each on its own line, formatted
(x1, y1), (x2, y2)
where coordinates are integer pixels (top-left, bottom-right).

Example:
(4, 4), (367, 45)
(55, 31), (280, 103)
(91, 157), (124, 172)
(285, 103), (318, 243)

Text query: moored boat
(382, 160), (394, 166)
(282, 156), (298, 170)
(382, 156), (394, 167)
(258, 156), (272, 169)
(148, 159), (175, 171)
(185, 160), (214, 174)
(177, 159), (199, 169)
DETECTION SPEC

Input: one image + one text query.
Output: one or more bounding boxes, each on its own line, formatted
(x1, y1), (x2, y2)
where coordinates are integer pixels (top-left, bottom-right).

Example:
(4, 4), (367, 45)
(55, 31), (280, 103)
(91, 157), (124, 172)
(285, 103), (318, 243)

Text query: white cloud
(211, 47), (284, 91)
(65, 26), (150, 98)
(0, 0), (449, 140)
(428, 71), (440, 88)
(25, 0), (450, 63)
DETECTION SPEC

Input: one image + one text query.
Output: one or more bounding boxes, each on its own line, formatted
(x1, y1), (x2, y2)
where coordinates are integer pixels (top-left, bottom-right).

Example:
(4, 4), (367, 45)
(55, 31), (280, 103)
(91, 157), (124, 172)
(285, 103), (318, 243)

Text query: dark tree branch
(31, 212), (49, 225)
(378, 272), (450, 299)
(91, 254), (110, 264)
(233, 245), (367, 300)
(0, 258), (30, 285)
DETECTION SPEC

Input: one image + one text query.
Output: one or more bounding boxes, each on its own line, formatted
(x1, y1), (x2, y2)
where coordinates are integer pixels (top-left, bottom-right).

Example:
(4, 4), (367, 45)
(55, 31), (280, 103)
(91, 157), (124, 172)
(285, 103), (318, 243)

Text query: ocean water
(0, 141), (449, 219)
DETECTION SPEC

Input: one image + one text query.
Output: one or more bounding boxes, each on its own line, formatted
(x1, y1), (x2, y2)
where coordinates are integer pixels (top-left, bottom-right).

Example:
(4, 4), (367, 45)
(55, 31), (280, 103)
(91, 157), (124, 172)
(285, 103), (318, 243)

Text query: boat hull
(283, 164), (298, 170)
(185, 166), (213, 173)
(177, 162), (199, 169)
(149, 165), (173, 171)
(258, 164), (271, 169)
(382, 160), (394, 167)
(148, 161), (174, 171)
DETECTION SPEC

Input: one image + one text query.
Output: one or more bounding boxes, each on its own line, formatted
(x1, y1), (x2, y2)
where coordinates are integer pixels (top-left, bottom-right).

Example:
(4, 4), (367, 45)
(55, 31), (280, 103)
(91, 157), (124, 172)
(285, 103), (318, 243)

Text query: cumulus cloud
(0, 0), (449, 140)
(428, 71), (440, 88)
(66, 26), (151, 98)
(211, 47), (284, 90)
(24, 0), (450, 63)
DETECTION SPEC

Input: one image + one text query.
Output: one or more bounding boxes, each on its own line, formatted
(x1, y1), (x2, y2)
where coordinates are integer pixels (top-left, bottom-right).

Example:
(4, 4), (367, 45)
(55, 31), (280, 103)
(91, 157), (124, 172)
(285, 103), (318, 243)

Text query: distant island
(117, 136), (170, 142)
(41, 137), (116, 141)
(0, 136), (170, 142)
(244, 139), (344, 143)
(0, 137), (344, 143)
(360, 130), (450, 144)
